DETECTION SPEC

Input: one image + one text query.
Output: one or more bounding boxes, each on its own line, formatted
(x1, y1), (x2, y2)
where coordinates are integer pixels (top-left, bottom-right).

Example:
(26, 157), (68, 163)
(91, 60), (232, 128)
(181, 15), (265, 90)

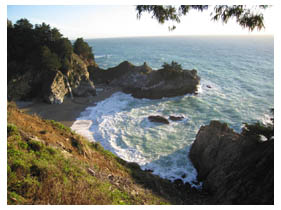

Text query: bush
(71, 137), (84, 154)
(162, 61), (182, 71)
(8, 123), (19, 136)
(73, 38), (94, 61)
(28, 140), (42, 151)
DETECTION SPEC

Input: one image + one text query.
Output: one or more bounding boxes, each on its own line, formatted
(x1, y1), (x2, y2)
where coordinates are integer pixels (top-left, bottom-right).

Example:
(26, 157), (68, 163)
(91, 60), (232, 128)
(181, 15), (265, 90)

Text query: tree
(136, 5), (268, 31)
(7, 19), (13, 28)
(162, 61), (182, 71)
(73, 38), (94, 61)
(53, 38), (73, 59)
(14, 18), (33, 30)
(40, 46), (61, 71)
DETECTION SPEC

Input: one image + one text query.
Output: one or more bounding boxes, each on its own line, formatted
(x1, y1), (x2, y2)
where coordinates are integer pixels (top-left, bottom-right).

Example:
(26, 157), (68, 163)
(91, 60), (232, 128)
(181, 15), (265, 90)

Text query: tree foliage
(73, 38), (94, 61)
(136, 5), (268, 31)
(7, 18), (95, 81)
(162, 61), (182, 71)
(40, 46), (61, 71)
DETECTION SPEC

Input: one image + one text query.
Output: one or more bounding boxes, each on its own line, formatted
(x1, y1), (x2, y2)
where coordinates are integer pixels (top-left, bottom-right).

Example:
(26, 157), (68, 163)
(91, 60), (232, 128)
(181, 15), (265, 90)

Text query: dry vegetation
(7, 102), (210, 205)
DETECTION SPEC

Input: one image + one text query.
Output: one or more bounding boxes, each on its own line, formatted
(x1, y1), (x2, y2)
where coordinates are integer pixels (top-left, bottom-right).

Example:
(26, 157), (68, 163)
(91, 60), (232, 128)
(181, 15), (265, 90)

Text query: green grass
(47, 120), (72, 133)
(7, 124), (164, 204)
(7, 104), (206, 204)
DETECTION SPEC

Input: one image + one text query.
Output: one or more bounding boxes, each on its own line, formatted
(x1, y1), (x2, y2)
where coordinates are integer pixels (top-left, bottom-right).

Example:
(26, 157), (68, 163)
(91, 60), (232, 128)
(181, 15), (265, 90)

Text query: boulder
(169, 116), (184, 121)
(189, 121), (273, 204)
(42, 70), (68, 104)
(148, 115), (169, 124)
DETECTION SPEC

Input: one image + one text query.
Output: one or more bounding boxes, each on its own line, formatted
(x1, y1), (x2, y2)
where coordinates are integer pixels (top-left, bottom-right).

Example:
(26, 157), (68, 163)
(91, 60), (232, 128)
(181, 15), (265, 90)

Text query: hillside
(7, 102), (210, 204)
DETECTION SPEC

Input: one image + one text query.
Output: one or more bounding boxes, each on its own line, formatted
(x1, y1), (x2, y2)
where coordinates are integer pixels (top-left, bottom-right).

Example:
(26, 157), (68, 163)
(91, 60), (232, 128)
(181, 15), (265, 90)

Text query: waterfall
(64, 76), (74, 99)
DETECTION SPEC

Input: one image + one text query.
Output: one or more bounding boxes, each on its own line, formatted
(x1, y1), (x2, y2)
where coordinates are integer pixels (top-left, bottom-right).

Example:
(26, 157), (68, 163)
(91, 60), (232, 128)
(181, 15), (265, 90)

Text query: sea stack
(88, 61), (200, 99)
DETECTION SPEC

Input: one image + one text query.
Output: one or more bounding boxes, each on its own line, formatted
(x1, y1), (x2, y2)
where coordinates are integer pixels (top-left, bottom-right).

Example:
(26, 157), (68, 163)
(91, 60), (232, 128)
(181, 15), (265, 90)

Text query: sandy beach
(18, 85), (122, 127)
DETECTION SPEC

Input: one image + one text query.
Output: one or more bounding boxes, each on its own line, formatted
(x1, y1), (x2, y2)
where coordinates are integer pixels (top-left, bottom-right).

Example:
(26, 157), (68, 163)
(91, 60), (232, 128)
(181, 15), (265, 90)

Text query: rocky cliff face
(189, 121), (274, 204)
(8, 53), (96, 104)
(88, 61), (200, 99)
(65, 54), (96, 97)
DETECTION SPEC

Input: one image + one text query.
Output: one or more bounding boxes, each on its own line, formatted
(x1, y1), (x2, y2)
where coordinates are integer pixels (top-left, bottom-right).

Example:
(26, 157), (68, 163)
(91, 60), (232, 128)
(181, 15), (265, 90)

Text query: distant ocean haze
(71, 36), (274, 185)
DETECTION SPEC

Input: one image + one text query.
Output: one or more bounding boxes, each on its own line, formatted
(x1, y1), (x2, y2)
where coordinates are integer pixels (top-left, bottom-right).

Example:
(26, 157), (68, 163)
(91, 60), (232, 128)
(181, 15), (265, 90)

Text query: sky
(7, 5), (274, 39)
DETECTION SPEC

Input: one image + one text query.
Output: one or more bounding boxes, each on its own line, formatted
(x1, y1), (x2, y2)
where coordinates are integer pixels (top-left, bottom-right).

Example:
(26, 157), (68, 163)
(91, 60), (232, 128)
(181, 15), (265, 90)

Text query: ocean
(71, 36), (274, 186)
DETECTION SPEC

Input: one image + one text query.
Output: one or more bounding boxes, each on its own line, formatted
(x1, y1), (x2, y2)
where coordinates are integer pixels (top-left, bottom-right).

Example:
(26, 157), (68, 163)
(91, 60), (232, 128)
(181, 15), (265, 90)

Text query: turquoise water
(71, 36), (274, 185)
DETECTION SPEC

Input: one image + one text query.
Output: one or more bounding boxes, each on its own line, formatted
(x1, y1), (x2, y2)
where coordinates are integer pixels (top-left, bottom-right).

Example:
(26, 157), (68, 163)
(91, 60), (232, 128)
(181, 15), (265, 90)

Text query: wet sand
(18, 85), (122, 127)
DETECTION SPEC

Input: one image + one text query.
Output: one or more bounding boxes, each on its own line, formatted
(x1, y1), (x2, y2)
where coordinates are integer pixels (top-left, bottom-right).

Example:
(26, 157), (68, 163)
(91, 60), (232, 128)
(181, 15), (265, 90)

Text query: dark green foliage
(71, 137), (84, 154)
(8, 124), (19, 136)
(162, 61), (182, 71)
(73, 38), (94, 61)
(14, 18), (33, 30)
(28, 140), (42, 152)
(212, 6), (266, 31)
(136, 5), (268, 31)
(53, 38), (73, 60)
(40, 46), (61, 71)
(7, 18), (95, 86)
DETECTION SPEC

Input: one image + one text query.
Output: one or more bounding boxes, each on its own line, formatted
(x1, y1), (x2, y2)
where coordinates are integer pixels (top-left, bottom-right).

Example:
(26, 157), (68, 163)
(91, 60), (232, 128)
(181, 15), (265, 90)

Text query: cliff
(189, 121), (274, 204)
(8, 53), (96, 104)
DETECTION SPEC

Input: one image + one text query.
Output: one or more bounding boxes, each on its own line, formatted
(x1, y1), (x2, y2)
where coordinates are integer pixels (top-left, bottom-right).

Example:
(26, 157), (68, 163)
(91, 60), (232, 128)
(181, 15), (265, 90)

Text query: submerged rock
(89, 61), (200, 99)
(148, 115), (169, 124)
(189, 121), (273, 204)
(169, 116), (184, 121)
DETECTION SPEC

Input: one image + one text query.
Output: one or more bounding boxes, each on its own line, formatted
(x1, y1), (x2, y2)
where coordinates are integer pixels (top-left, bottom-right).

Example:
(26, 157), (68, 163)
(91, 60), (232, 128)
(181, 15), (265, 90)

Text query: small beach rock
(148, 115), (169, 124)
(206, 85), (212, 89)
(169, 115), (184, 121)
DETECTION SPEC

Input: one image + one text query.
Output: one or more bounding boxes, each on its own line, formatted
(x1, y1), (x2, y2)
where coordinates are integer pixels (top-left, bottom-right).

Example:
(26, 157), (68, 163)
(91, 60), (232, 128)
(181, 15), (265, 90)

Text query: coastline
(18, 85), (122, 128)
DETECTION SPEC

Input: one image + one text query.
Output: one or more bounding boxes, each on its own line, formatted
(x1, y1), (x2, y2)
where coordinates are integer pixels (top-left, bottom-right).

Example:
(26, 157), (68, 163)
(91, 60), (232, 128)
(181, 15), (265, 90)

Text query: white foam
(260, 113), (274, 125)
(95, 54), (112, 59)
(71, 91), (200, 186)
(71, 120), (95, 142)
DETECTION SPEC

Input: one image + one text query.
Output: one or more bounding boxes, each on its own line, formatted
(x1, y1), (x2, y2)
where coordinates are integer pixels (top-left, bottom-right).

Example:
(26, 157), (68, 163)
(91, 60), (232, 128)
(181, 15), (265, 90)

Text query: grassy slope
(7, 102), (210, 205)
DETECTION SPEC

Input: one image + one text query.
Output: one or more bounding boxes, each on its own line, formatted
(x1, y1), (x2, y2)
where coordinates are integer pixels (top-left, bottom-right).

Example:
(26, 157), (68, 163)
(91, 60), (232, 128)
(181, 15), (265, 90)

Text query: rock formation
(148, 115), (170, 124)
(189, 121), (273, 204)
(169, 116), (184, 121)
(88, 61), (200, 99)
(8, 53), (96, 104)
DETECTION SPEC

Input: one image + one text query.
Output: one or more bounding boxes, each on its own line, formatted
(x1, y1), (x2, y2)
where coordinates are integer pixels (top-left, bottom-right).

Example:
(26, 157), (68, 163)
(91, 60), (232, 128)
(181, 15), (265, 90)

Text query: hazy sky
(7, 5), (274, 39)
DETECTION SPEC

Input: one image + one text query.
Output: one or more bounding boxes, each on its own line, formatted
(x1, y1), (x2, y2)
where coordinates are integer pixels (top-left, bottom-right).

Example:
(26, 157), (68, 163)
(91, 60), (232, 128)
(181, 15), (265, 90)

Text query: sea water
(71, 36), (274, 186)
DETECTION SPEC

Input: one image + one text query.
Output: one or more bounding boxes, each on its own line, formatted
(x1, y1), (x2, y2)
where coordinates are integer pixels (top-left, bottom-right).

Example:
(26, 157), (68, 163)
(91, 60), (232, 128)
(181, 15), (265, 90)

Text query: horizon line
(78, 34), (274, 40)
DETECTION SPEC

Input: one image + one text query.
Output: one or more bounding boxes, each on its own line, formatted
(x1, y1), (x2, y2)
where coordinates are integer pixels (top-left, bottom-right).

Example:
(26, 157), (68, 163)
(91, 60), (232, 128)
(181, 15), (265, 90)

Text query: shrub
(71, 137), (84, 154)
(8, 123), (19, 136)
(28, 140), (42, 151)
(162, 61), (183, 71)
